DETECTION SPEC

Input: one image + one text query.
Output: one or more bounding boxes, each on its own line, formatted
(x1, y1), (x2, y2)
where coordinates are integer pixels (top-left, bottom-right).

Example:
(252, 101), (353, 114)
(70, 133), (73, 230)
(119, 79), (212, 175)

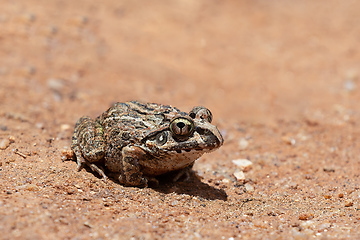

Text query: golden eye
(170, 116), (194, 137)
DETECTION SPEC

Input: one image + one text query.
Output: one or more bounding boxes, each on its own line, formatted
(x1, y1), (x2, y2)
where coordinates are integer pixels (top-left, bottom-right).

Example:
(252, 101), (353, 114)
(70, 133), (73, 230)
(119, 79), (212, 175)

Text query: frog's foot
(147, 177), (159, 187)
(118, 172), (148, 187)
(72, 147), (107, 181)
(172, 163), (194, 182)
(85, 162), (108, 181)
(72, 147), (86, 171)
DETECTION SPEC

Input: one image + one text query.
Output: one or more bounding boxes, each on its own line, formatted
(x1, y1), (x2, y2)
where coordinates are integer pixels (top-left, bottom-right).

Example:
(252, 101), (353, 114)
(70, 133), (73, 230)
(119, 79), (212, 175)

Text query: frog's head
(141, 106), (223, 169)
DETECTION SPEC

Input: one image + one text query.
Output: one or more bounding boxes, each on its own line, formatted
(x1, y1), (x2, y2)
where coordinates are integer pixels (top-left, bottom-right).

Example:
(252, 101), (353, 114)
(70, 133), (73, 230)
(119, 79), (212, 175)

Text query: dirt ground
(1, 0), (360, 239)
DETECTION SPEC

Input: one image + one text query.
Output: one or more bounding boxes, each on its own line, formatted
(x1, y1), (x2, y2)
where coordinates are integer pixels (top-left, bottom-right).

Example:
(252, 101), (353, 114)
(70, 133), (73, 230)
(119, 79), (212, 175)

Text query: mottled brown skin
(71, 101), (223, 187)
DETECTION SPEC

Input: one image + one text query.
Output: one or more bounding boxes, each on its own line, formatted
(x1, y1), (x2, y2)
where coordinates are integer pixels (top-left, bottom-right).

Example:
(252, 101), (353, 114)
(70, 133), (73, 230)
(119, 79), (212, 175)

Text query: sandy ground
(1, 0), (360, 239)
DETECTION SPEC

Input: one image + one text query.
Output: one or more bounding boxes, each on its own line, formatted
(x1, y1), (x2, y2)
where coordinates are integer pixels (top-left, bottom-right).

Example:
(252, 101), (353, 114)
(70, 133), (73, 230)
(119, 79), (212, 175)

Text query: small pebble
(0, 138), (10, 150)
(232, 159), (253, 172)
(36, 123), (44, 129)
(338, 193), (344, 198)
(61, 149), (74, 160)
(282, 136), (296, 145)
(345, 201), (353, 207)
(324, 194), (332, 199)
(323, 167), (335, 172)
(83, 222), (92, 228)
(61, 124), (71, 131)
(9, 136), (15, 143)
(25, 184), (39, 191)
(169, 200), (179, 207)
(245, 183), (255, 193)
(47, 78), (64, 91)
(344, 79), (356, 91)
(222, 178), (230, 184)
(238, 138), (249, 150)
(298, 213), (314, 220)
(233, 171), (245, 182)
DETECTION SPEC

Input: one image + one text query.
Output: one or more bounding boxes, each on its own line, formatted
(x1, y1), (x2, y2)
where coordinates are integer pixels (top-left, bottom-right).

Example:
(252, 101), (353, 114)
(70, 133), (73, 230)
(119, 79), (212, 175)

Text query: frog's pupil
(177, 122), (185, 129)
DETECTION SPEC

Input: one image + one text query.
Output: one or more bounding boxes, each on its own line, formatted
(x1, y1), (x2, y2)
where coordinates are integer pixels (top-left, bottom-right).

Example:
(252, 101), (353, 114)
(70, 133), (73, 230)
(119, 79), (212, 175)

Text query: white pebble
(61, 124), (71, 131)
(344, 79), (356, 91)
(47, 78), (64, 91)
(245, 183), (255, 193)
(232, 159), (253, 172)
(238, 138), (249, 150)
(0, 138), (10, 150)
(233, 171), (245, 182)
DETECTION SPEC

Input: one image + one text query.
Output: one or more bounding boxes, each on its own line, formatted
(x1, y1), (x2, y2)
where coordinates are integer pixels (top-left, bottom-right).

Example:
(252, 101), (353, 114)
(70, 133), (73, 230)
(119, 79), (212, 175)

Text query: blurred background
(1, 1), (360, 238)
(1, 0), (360, 126)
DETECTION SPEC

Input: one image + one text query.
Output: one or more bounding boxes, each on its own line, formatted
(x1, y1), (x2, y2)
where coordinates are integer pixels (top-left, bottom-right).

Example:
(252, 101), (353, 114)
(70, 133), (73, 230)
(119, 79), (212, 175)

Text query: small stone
(298, 213), (314, 220)
(238, 138), (249, 150)
(324, 194), (332, 199)
(338, 193), (344, 198)
(61, 124), (71, 131)
(36, 123), (44, 129)
(222, 178), (230, 184)
(0, 138), (10, 150)
(8, 136), (15, 143)
(169, 200), (179, 207)
(282, 136), (296, 145)
(323, 167), (335, 172)
(233, 171), (245, 182)
(344, 79), (356, 91)
(47, 78), (64, 91)
(232, 159), (253, 172)
(345, 201), (353, 207)
(25, 184), (39, 191)
(61, 149), (74, 161)
(83, 222), (92, 228)
(245, 183), (255, 193)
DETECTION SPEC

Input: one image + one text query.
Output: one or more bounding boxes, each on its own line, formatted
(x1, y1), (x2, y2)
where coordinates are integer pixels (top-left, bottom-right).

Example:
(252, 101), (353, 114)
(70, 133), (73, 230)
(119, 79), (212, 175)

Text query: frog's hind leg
(71, 116), (106, 180)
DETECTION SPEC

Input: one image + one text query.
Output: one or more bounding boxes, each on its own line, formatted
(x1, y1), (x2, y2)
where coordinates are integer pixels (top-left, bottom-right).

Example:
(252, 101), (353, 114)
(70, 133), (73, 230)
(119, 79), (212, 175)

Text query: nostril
(177, 122), (185, 129)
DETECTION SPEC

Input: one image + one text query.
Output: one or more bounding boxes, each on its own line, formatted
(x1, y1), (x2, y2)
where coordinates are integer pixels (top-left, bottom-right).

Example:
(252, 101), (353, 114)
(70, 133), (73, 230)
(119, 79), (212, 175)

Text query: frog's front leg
(118, 145), (149, 187)
(172, 162), (195, 182)
(71, 116), (106, 179)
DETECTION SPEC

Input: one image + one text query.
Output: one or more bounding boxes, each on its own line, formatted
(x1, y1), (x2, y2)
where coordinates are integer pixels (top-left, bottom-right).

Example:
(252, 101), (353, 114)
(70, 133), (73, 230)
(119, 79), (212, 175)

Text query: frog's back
(97, 101), (185, 138)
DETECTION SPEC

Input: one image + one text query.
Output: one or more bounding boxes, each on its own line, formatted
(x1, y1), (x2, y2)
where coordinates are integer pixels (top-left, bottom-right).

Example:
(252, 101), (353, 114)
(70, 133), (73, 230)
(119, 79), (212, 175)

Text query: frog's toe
(172, 164), (194, 182)
(87, 163), (107, 180)
(119, 174), (148, 187)
(76, 158), (85, 171)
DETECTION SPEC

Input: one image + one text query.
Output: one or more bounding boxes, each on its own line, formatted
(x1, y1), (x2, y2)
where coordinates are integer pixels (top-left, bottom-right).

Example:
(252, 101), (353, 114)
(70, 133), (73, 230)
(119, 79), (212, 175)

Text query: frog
(70, 101), (223, 187)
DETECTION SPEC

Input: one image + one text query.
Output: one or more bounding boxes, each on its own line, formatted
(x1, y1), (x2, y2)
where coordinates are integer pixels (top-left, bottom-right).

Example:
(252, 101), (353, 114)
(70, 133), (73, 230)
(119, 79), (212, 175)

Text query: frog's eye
(189, 106), (213, 123)
(156, 131), (168, 145)
(170, 116), (194, 137)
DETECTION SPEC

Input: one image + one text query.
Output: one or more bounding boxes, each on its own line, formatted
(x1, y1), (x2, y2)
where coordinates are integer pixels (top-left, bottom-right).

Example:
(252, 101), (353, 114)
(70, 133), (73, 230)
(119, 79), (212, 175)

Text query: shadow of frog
(72, 159), (228, 201)
(150, 171), (228, 201)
